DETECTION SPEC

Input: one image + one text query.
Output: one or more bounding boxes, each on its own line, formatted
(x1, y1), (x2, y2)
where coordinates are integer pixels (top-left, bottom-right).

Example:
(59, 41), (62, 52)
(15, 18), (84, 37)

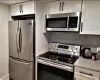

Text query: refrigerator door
(19, 20), (34, 61)
(9, 57), (34, 80)
(9, 21), (19, 58)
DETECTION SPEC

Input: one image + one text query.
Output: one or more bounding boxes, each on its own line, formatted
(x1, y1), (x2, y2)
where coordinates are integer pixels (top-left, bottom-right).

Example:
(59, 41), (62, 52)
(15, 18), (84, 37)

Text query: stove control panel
(49, 43), (80, 56)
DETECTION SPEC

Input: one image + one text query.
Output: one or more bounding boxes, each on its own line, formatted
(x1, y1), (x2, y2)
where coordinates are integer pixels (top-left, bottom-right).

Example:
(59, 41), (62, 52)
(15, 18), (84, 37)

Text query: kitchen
(0, 0), (100, 80)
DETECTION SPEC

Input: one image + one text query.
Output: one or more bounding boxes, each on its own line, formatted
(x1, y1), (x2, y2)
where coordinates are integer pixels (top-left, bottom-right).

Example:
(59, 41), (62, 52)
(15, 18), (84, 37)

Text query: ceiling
(0, 0), (31, 5)
(0, 0), (56, 5)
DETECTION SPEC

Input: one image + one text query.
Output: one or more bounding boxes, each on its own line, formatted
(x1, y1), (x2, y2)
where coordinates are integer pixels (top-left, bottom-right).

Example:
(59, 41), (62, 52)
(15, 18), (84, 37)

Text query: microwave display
(46, 17), (68, 28)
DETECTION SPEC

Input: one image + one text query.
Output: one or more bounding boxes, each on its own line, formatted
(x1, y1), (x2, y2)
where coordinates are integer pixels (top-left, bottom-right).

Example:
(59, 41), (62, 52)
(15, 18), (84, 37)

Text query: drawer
(75, 66), (100, 77)
(74, 74), (99, 80)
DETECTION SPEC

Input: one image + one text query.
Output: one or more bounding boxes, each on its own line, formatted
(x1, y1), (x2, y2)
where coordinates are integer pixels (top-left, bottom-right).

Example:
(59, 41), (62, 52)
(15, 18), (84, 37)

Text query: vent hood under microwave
(46, 12), (81, 32)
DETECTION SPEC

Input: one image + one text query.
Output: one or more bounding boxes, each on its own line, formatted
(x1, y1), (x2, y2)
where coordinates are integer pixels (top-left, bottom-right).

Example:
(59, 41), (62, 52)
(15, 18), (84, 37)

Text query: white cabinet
(22, 1), (35, 15)
(10, 1), (35, 16)
(62, 0), (82, 13)
(80, 0), (100, 35)
(10, 4), (21, 16)
(46, 1), (61, 14)
(74, 66), (100, 80)
(46, 0), (82, 14)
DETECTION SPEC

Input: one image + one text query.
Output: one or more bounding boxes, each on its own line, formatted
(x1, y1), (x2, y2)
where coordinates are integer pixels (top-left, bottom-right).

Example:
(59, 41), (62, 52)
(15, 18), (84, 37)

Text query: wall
(0, 3), (10, 78)
(35, 1), (49, 57)
(35, 1), (49, 80)
(49, 32), (100, 47)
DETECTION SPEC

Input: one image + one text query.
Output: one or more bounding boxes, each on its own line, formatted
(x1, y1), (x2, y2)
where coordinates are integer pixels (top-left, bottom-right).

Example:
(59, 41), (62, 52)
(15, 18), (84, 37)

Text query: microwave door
(46, 17), (68, 31)
(68, 12), (81, 32)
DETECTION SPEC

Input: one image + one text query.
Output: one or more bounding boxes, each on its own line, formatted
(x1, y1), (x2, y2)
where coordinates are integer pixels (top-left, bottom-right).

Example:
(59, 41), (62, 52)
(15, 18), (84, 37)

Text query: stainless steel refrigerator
(9, 20), (35, 80)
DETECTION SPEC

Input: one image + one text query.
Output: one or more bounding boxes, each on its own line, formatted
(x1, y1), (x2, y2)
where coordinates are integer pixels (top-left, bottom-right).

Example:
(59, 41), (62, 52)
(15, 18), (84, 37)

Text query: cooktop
(39, 52), (78, 65)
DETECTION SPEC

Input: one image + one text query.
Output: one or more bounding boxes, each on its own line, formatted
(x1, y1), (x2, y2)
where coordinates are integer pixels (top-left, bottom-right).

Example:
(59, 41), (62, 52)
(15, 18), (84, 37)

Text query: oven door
(68, 12), (81, 32)
(38, 63), (74, 80)
(46, 14), (68, 31)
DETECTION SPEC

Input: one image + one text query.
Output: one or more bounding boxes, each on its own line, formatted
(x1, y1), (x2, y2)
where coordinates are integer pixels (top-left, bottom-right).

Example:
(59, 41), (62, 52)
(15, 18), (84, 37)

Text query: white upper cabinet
(22, 1), (35, 15)
(46, 0), (82, 14)
(62, 0), (82, 13)
(10, 3), (21, 16)
(10, 1), (35, 16)
(80, 0), (100, 35)
(46, 1), (61, 14)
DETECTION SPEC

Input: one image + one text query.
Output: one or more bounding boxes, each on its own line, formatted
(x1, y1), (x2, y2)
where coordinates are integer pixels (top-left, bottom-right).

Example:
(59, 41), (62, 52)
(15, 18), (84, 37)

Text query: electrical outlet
(97, 47), (100, 53)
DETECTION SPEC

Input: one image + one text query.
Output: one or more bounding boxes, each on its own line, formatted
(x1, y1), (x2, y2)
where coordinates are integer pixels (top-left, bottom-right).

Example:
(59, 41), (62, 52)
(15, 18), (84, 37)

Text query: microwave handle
(67, 15), (69, 29)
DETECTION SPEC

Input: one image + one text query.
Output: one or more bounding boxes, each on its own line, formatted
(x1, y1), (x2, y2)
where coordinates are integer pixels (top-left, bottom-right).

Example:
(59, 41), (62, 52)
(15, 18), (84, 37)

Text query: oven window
(68, 17), (78, 28)
(46, 18), (67, 28)
(38, 63), (74, 80)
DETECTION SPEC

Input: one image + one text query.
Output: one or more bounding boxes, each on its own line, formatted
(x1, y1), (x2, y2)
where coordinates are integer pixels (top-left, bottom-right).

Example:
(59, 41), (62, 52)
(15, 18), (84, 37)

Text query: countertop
(74, 57), (100, 72)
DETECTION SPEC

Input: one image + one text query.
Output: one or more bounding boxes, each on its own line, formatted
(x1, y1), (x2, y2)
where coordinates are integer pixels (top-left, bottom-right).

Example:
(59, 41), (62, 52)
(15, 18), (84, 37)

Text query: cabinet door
(22, 1), (35, 15)
(10, 4), (21, 16)
(62, 0), (82, 13)
(80, 0), (100, 35)
(46, 1), (61, 14)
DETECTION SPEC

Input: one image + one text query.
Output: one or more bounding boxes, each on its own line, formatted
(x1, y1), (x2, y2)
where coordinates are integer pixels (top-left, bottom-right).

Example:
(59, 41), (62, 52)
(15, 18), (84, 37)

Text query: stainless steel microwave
(46, 12), (81, 32)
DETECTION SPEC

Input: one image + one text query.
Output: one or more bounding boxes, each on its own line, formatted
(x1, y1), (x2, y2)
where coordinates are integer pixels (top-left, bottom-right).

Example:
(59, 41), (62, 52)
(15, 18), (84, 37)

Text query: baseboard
(1, 74), (9, 80)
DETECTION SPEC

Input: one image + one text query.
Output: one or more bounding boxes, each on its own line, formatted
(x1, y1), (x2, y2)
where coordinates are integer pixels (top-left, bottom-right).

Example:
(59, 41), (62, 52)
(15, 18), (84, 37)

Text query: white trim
(1, 74), (9, 80)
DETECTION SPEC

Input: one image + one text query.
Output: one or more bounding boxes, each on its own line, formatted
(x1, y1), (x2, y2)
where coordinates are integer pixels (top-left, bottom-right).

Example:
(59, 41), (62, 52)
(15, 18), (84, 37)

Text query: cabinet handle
(79, 71), (93, 76)
(21, 4), (23, 13)
(59, 2), (61, 11)
(81, 22), (83, 32)
(62, 2), (64, 11)
(19, 5), (22, 13)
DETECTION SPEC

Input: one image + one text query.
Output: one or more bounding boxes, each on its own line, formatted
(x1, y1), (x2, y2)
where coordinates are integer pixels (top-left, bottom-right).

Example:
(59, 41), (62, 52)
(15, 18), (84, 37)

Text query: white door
(22, 1), (35, 15)
(62, 0), (82, 13)
(10, 4), (21, 16)
(80, 0), (100, 35)
(46, 1), (62, 14)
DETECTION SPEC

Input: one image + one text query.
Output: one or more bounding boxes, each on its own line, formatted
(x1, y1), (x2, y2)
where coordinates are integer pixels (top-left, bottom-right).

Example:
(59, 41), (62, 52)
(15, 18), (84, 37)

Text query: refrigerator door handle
(16, 27), (20, 53)
(10, 57), (30, 65)
(19, 27), (22, 53)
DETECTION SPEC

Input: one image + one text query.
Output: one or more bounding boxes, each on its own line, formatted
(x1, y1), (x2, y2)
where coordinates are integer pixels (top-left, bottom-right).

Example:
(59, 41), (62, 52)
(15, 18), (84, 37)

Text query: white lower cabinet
(74, 66), (100, 80)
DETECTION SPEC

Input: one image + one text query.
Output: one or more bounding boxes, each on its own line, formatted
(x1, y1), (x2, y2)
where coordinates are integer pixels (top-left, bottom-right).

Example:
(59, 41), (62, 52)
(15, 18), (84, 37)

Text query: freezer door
(19, 20), (34, 61)
(9, 21), (19, 58)
(9, 57), (34, 80)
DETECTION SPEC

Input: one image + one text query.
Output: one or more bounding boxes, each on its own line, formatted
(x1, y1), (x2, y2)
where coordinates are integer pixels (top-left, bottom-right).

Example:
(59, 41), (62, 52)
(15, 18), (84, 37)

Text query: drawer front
(74, 74), (99, 80)
(75, 66), (100, 77)
(75, 74), (92, 80)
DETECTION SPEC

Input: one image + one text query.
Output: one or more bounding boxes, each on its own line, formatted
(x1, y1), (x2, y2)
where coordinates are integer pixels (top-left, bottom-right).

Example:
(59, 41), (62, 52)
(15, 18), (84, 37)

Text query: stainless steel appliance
(46, 12), (81, 32)
(9, 20), (35, 80)
(38, 43), (80, 80)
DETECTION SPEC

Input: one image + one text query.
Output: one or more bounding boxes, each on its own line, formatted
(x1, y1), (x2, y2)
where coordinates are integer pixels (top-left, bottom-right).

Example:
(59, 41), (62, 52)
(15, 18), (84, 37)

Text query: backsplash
(49, 32), (100, 47)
